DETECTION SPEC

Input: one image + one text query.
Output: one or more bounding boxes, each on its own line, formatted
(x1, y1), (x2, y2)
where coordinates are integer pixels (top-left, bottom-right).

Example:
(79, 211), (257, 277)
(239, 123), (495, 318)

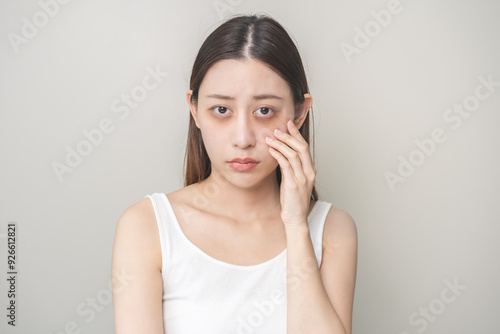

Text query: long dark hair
(183, 14), (319, 201)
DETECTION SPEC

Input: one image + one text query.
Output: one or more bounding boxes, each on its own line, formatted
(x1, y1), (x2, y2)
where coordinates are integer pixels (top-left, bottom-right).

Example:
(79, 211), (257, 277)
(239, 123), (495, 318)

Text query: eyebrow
(205, 94), (283, 101)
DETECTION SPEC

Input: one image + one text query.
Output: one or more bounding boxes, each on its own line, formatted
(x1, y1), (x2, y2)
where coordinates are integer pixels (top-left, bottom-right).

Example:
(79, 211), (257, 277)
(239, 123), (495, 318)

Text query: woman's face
(187, 58), (309, 188)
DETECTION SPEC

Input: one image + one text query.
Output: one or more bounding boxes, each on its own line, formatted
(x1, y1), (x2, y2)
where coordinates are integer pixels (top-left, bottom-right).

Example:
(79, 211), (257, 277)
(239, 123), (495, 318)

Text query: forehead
(199, 59), (292, 99)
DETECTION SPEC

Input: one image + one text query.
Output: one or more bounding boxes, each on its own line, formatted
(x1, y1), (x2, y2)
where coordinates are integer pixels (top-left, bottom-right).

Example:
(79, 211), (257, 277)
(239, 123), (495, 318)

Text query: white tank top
(145, 192), (332, 334)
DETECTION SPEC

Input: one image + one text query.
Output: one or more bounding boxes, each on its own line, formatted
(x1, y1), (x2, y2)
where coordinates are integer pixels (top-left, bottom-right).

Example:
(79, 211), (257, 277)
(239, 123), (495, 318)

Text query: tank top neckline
(160, 193), (321, 270)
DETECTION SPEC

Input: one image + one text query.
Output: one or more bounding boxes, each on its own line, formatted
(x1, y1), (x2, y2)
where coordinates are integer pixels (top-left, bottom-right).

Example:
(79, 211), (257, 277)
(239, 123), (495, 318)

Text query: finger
(275, 122), (305, 151)
(287, 120), (317, 178)
(267, 145), (300, 186)
(280, 120), (316, 178)
(287, 119), (308, 145)
(266, 136), (306, 183)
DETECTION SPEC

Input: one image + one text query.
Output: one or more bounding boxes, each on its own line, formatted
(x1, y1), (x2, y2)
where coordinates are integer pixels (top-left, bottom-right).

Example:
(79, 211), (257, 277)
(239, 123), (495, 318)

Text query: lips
(227, 158), (259, 171)
(228, 158), (258, 163)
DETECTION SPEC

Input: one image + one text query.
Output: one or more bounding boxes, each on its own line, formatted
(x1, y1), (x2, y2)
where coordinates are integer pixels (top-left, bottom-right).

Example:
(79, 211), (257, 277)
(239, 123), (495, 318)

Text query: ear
(293, 93), (313, 129)
(186, 90), (200, 129)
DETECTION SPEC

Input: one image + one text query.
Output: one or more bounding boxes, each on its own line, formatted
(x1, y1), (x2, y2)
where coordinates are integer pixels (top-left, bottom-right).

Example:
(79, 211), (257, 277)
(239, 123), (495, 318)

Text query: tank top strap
(307, 200), (333, 268)
(145, 192), (176, 280)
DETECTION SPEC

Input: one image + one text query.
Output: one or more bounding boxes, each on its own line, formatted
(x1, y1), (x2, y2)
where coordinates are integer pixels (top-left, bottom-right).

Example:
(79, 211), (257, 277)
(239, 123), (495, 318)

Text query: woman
(112, 14), (357, 334)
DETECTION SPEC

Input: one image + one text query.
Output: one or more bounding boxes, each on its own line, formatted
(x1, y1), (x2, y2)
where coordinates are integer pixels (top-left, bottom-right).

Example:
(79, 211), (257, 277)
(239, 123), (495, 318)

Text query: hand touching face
(187, 58), (310, 187)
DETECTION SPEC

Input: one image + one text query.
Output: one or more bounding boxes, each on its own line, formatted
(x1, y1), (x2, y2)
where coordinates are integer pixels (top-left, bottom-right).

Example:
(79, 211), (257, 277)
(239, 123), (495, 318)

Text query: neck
(196, 169), (282, 224)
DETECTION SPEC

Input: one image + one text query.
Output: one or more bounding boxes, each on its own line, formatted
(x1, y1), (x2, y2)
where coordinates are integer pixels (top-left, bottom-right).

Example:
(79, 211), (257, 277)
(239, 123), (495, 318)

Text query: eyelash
(211, 106), (276, 117)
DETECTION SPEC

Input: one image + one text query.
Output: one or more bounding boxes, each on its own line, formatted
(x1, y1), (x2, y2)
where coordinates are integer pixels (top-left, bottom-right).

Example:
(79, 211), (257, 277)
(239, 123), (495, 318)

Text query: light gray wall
(1, 0), (499, 333)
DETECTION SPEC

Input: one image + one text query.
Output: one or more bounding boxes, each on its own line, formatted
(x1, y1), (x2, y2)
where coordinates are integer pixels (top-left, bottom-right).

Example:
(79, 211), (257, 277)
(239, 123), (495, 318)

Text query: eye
(213, 106), (229, 114)
(256, 107), (275, 116)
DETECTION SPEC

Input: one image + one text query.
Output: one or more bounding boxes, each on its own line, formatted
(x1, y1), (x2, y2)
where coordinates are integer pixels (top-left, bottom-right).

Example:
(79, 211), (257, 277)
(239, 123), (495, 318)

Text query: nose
(232, 112), (256, 149)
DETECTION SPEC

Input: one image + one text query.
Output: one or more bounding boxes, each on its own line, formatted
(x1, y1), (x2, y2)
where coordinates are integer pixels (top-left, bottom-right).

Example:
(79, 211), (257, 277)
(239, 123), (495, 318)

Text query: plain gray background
(1, 0), (499, 333)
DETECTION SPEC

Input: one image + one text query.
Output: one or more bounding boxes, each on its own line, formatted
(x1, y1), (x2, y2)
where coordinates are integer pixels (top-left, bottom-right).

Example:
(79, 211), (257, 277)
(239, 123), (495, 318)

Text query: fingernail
(266, 136), (273, 142)
(274, 128), (282, 135)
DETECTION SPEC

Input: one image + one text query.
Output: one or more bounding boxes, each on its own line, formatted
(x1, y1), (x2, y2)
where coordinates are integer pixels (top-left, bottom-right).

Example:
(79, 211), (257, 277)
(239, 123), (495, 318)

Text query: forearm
(285, 223), (346, 334)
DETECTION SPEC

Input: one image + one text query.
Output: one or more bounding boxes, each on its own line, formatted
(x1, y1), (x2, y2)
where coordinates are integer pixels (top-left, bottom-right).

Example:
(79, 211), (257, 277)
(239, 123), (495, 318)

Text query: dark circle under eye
(216, 106), (228, 114)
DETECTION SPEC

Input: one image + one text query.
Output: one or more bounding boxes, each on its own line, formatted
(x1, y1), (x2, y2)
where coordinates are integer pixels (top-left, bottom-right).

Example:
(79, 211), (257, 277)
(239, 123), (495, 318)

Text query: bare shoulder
(116, 197), (158, 234)
(319, 203), (358, 334)
(112, 196), (165, 333)
(113, 197), (161, 271)
(323, 204), (358, 248)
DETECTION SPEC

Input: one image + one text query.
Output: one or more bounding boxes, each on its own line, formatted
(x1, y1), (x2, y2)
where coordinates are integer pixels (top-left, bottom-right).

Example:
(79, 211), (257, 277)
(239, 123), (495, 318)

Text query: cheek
(258, 127), (274, 144)
(199, 127), (225, 156)
(258, 120), (289, 142)
(257, 121), (289, 158)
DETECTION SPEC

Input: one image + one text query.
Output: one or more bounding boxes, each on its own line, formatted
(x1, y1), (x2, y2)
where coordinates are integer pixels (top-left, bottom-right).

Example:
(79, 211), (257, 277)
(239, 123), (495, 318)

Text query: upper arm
(111, 198), (164, 334)
(319, 206), (358, 334)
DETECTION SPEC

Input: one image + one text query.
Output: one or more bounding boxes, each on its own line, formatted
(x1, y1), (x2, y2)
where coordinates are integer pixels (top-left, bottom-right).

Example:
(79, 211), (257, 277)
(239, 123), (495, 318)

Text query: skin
(186, 58), (313, 227)
(111, 58), (357, 334)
